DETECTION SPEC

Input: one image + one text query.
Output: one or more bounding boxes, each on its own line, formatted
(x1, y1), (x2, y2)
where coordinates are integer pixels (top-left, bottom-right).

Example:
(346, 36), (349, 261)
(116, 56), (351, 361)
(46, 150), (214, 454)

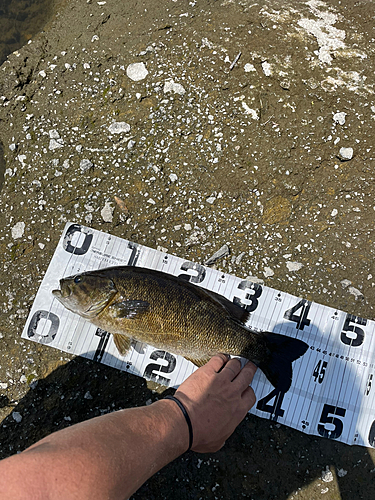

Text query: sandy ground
(0, 0), (375, 498)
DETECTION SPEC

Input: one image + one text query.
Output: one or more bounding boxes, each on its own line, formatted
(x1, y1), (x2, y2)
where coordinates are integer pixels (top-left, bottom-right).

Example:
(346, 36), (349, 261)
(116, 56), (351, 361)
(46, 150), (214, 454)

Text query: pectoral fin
(109, 300), (150, 319)
(113, 334), (132, 356)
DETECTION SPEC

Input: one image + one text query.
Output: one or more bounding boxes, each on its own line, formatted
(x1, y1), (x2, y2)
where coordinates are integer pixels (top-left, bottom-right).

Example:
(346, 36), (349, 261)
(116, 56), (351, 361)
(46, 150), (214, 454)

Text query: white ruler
(22, 223), (375, 448)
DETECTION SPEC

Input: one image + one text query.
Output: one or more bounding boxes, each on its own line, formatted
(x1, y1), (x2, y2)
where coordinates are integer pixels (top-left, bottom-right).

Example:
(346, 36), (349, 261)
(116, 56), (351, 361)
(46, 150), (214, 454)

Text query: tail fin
(259, 332), (308, 392)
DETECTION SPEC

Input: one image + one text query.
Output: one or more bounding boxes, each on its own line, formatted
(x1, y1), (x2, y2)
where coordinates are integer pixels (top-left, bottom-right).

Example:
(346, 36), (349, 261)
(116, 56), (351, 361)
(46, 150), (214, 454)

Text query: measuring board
(22, 222), (375, 448)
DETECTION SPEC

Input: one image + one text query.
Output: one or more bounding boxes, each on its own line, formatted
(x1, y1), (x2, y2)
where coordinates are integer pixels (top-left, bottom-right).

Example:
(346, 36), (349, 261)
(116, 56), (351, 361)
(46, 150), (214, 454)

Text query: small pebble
(338, 147), (353, 161)
(126, 62), (148, 81)
(80, 159), (93, 172)
(333, 112), (346, 125)
(11, 222), (25, 239)
(286, 261), (303, 272)
(108, 122), (130, 134)
(12, 412), (22, 423)
(263, 267), (274, 277)
(204, 244), (230, 265)
(322, 466), (333, 483)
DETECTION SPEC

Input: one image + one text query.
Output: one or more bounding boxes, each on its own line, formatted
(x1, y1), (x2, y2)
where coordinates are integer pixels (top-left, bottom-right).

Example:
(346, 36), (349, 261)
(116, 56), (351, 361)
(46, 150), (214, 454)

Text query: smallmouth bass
(52, 266), (308, 391)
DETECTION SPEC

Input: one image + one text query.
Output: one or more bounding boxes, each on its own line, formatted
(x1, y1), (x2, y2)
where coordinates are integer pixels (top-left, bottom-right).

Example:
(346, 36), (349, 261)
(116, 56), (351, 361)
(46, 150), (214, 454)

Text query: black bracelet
(164, 395), (193, 451)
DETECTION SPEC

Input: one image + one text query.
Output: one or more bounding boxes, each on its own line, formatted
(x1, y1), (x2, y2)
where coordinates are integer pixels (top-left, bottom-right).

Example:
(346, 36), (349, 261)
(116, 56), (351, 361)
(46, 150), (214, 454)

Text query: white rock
(11, 221), (25, 239)
(206, 196), (216, 204)
(0, 382), (8, 389)
(322, 466), (334, 483)
(49, 138), (64, 150)
(39, 70), (46, 78)
(333, 112), (346, 125)
(126, 62), (148, 81)
(108, 121), (130, 134)
(242, 102), (259, 120)
(340, 279), (352, 288)
(263, 267), (274, 277)
(163, 79), (186, 95)
(348, 286), (364, 299)
(338, 147), (353, 160)
(12, 412), (22, 423)
(331, 208), (338, 217)
(169, 173), (178, 182)
(286, 261), (303, 272)
(245, 276), (265, 285)
(127, 140), (136, 149)
(101, 201), (114, 222)
(80, 159), (93, 172)
(184, 223), (192, 231)
(204, 244), (230, 265)
(9, 143), (16, 151)
(244, 63), (256, 72)
(337, 468), (347, 478)
(261, 61), (273, 76)
(49, 129), (60, 139)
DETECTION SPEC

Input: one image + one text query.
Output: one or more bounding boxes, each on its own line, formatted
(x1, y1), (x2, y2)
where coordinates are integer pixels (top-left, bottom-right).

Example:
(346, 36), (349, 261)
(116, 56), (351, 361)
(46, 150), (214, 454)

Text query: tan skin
(0, 355), (257, 500)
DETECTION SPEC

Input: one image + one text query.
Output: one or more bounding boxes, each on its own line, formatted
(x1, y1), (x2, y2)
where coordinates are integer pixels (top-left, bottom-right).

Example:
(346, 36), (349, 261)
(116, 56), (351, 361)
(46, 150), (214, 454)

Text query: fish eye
(74, 275), (83, 284)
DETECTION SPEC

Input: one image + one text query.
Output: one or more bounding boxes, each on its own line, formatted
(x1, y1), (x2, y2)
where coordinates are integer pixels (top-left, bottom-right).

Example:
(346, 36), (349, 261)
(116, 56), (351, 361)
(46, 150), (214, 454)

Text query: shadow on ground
(0, 355), (373, 499)
(0, 0), (56, 65)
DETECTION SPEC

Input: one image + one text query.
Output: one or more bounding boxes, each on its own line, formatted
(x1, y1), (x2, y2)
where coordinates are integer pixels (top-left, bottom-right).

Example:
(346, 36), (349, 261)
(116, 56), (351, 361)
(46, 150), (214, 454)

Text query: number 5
(317, 404), (346, 439)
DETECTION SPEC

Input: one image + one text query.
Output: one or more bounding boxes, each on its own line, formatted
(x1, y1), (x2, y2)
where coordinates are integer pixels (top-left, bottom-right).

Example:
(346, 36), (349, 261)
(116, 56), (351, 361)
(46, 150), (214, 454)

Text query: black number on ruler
(284, 299), (311, 330)
(317, 404), (346, 439)
(340, 314), (366, 347)
(365, 374), (373, 396)
(256, 389), (285, 421)
(368, 421), (375, 447)
(313, 360), (328, 384)
(143, 350), (176, 386)
(233, 280), (262, 313)
(127, 241), (141, 266)
(27, 310), (59, 344)
(63, 224), (93, 255)
(94, 328), (111, 362)
(178, 262), (206, 283)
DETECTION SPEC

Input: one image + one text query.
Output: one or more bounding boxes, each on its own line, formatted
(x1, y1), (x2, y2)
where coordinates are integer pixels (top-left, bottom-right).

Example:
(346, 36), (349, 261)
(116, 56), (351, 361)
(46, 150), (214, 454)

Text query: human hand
(174, 355), (257, 453)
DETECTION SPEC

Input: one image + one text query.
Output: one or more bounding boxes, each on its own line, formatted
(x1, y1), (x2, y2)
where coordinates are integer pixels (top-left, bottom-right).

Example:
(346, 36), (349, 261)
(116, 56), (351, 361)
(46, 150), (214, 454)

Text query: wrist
(152, 399), (190, 457)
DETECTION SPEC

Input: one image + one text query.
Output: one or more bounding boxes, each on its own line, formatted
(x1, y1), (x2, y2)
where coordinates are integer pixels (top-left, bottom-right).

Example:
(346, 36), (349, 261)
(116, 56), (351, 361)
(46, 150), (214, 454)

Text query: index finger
(201, 354), (230, 374)
(232, 361), (257, 389)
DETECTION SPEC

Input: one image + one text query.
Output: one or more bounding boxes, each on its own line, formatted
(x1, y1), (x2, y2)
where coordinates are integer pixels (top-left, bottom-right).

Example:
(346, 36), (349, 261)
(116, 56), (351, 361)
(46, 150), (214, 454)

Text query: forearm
(0, 400), (188, 500)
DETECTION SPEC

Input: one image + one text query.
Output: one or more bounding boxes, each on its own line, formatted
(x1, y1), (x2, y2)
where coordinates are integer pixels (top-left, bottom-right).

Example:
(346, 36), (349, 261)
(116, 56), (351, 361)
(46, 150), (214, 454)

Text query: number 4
(284, 299), (311, 330)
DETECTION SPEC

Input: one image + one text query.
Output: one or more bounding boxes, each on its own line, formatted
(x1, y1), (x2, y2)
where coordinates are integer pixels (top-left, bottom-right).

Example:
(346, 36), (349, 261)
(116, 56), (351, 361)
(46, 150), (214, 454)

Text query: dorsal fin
(203, 289), (251, 324)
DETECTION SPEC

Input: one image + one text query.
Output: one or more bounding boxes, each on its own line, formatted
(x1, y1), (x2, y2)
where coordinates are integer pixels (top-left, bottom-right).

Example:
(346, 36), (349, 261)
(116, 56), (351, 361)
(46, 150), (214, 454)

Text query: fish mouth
(52, 282), (71, 299)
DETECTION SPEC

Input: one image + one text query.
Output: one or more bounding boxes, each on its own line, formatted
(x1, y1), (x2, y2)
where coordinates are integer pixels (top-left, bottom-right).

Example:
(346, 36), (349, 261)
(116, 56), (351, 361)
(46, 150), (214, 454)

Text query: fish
(52, 266), (308, 391)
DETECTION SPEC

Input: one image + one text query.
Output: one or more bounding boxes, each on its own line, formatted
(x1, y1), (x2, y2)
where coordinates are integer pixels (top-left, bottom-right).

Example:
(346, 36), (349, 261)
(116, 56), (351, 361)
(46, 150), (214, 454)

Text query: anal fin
(113, 334), (132, 356)
(184, 355), (211, 367)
